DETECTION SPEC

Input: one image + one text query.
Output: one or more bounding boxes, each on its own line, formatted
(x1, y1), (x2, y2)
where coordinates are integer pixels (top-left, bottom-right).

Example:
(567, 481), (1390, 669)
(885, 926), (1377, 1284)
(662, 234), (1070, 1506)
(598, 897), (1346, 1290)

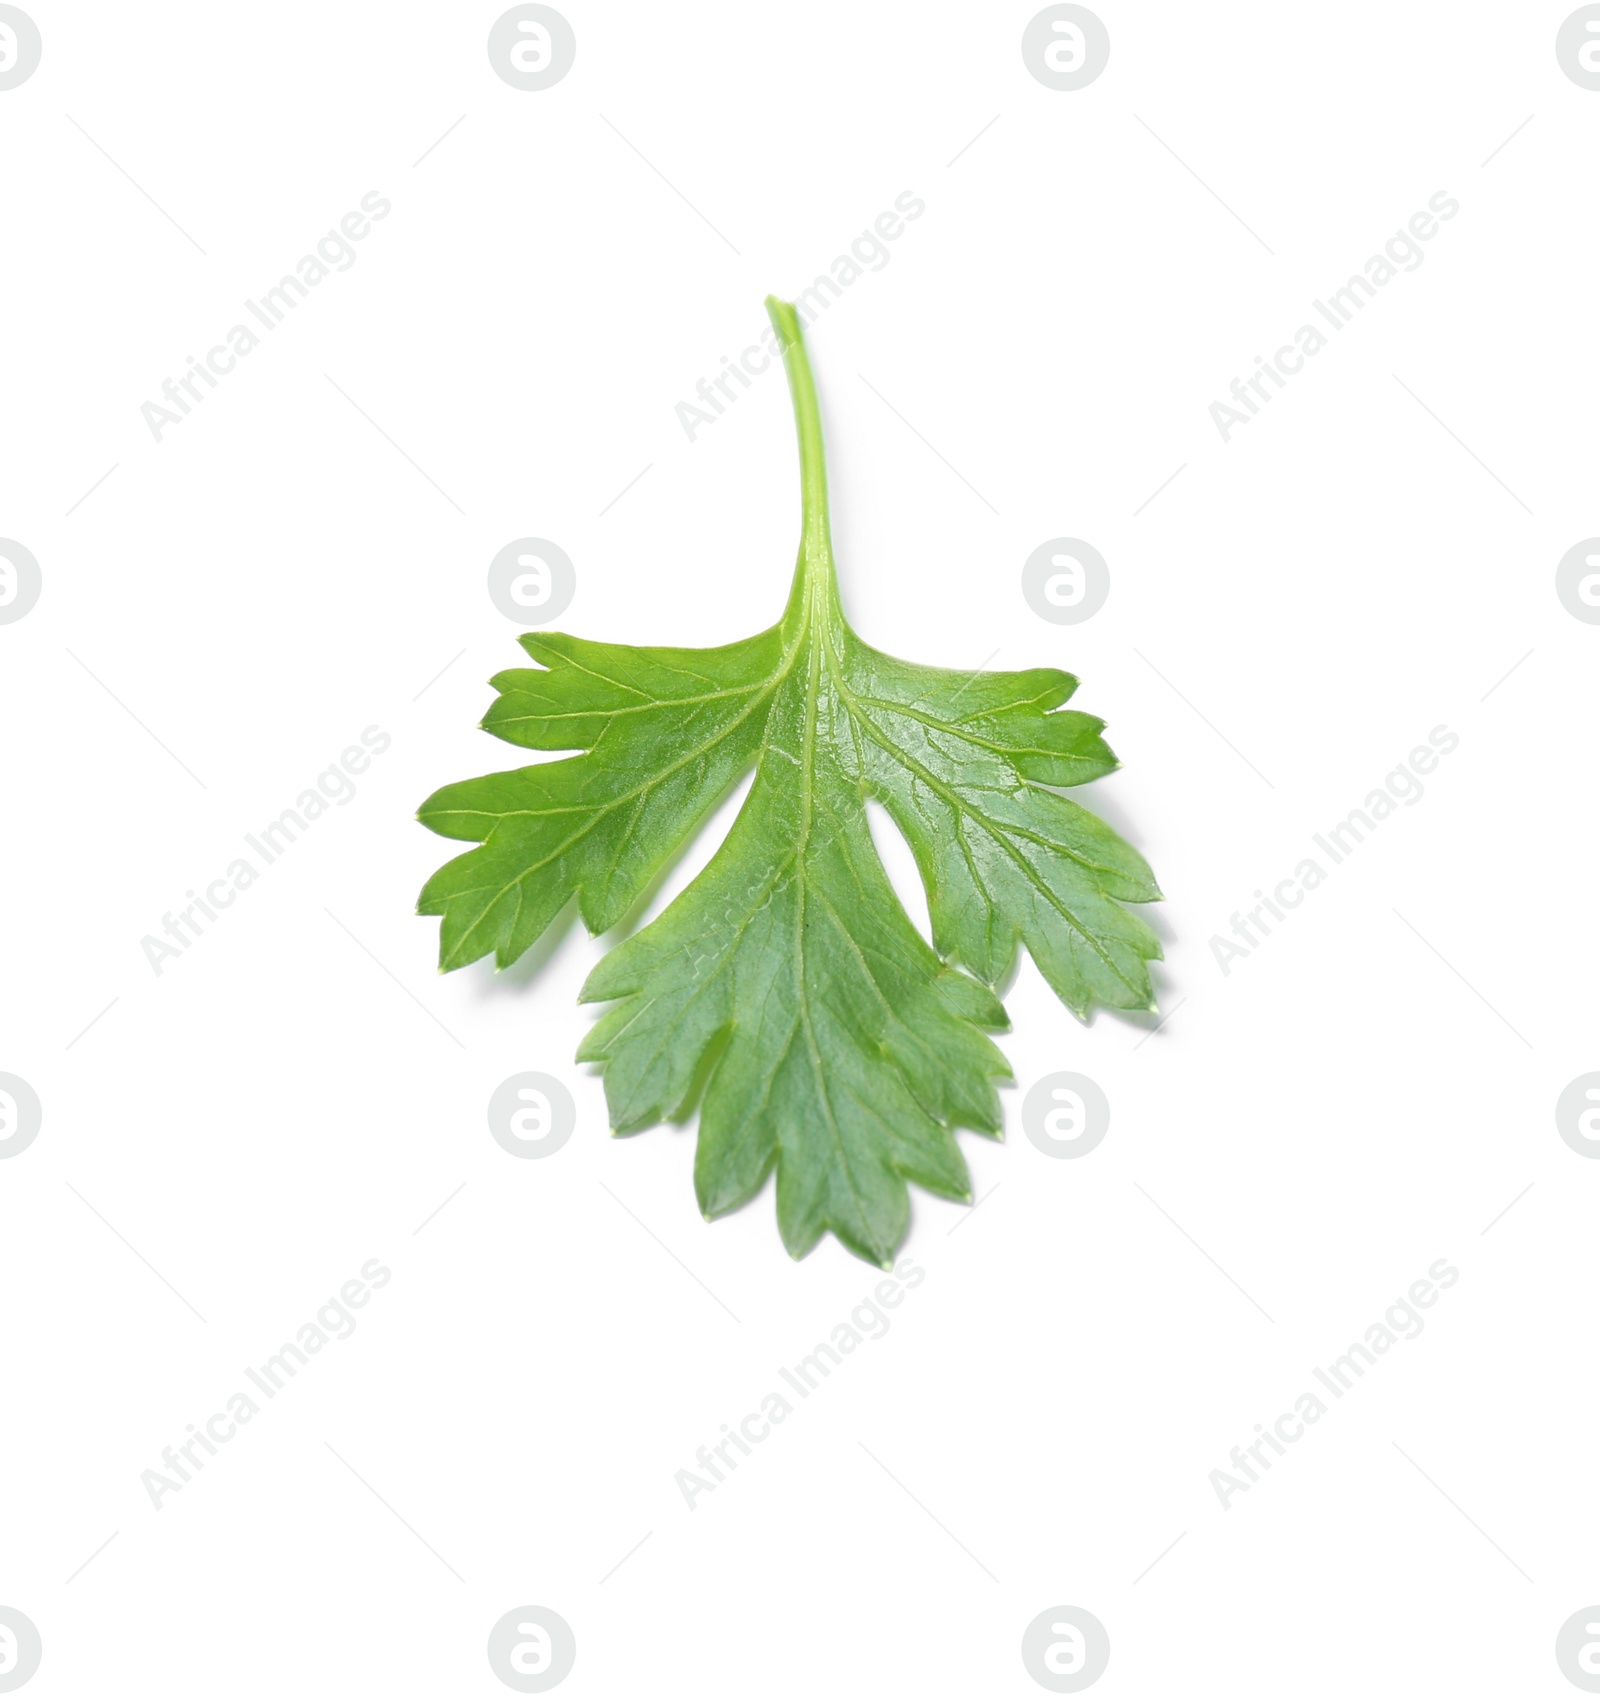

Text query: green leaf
(418, 297), (1161, 1265)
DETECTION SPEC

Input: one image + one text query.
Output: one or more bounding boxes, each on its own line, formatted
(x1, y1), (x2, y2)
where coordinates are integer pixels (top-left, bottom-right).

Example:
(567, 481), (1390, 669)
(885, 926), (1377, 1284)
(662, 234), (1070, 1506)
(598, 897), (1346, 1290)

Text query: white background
(2, 2), (1597, 1692)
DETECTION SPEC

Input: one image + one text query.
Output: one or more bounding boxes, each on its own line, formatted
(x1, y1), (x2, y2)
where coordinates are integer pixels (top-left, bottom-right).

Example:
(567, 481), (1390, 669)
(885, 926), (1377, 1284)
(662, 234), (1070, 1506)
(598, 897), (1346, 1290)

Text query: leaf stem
(765, 296), (837, 600)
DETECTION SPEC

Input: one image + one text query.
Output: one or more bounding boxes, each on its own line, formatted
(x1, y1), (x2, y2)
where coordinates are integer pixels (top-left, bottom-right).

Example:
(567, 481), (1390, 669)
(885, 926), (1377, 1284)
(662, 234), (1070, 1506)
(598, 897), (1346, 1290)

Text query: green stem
(765, 296), (836, 600)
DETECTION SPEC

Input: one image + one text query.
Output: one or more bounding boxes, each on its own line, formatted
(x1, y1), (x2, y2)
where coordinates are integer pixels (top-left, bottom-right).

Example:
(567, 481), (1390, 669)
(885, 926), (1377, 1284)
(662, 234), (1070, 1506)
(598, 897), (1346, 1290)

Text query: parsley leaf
(418, 298), (1161, 1265)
